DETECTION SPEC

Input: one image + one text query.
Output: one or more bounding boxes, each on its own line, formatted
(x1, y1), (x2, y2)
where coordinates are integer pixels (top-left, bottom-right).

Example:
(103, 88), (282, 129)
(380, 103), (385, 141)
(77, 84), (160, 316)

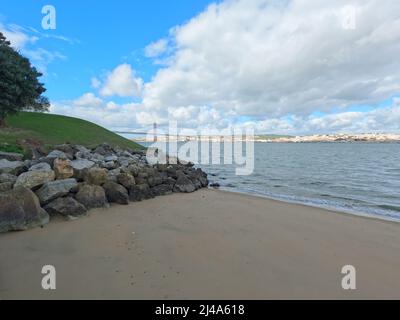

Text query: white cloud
(140, 0), (400, 121)
(73, 93), (103, 108)
(91, 77), (101, 89)
(0, 23), (37, 49)
(144, 38), (169, 58)
(100, 64), (143, 97)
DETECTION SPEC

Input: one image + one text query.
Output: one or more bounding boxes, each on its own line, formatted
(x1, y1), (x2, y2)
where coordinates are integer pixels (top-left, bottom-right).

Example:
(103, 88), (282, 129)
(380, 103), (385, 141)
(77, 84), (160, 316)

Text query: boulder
(129, 184), (153, 202)
(210, 182), (220, 188)
(29, 162), (52, 171)
(54, 144), (74, 159)
(36, 178), (78, 204)
(94, 143), (114, 156)
(104, 155), (118, 162)
(53, 158), (74, 179)
(117, 173), (135, 188)
(0, 182), (13, 192)
(0, 151), (24, 161)
(71, 159), (95, 180)
(151, 184), (173, 196)
(75, 184), (108, 209)
(107, 168), (121, 182)
(103, 181), (129, 205)
(0, 173), (17, 184)
(0, 159), (25, 175)
(85, 167), (108, 185)
(47, 150), (68, 160)
(173, 174), (196, 193)
(14, 169), (55, 190)
(44, 197), (87, 218)
(0, 186), (49, 233)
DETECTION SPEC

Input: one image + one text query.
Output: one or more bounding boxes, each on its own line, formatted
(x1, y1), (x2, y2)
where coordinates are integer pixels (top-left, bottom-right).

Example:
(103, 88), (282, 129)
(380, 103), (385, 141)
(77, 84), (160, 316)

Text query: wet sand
(1, 189), (400, 300)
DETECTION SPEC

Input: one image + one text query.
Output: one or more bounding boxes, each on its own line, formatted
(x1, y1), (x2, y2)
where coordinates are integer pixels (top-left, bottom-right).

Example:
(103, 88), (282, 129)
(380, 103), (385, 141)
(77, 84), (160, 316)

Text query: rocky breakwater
(0, 143), (209, 233)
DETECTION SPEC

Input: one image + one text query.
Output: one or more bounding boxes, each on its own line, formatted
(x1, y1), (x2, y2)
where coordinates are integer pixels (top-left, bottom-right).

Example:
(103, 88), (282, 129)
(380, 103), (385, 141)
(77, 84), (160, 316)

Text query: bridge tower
(153, 122), (157, 142)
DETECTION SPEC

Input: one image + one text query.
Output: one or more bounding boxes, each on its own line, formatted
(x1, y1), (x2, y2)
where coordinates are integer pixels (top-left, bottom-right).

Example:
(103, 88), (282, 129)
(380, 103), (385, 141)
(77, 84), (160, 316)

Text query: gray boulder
(173, 173), (196, 193)
(0, 159), (25, 175)
(0, 186), (49, 233)
(0, 151), (24, 161)
(75, 184), (107, 209)
(0, 173), (17, 184)
(44, 197), (87, 218)
(107, 168), (121, 182)
(36, 178), (78, 204)
(0, 182), (13, 192)
(14, 169), (55, 190)
(29, 162), (52, 171)
(71, 159), (95, 180)
(47, 150), (68, 160)
(103, 181), (129, 205)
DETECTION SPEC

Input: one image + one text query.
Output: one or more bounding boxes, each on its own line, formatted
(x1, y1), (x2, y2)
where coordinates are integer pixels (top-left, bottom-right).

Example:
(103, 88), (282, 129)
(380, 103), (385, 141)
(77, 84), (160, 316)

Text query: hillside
(0, 112), (144, 156)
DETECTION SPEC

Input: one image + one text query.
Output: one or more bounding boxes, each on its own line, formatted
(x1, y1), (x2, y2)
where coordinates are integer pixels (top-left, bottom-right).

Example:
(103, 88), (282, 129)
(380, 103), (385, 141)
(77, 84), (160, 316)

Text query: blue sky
(1, 0), (214, 101)
(1, 0), (400, 134)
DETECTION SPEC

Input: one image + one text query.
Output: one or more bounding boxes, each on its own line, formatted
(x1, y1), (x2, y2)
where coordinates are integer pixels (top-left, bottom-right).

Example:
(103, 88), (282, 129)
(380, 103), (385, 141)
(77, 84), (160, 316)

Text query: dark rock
(151, 184), (173, 196)
(117, 173), (135, 188)
(54, 144), (75, 159)
(44, 197), (87, 218)
(0, 186), (49, 233)
(210, 183), (220, 188)
(129, 184), (153, 202)
(103, 181), (129, 205)
(75, 184), (107, 209)
(173, 173), (196, 193)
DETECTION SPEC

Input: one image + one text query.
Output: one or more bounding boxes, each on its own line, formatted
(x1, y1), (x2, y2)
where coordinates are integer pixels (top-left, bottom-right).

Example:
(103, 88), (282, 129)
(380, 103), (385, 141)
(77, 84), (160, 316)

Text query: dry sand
(1, 189), (400, 300)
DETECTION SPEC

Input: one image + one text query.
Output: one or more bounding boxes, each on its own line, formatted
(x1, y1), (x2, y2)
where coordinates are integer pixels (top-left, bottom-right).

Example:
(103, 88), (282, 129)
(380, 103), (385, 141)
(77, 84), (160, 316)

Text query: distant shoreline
(130, 133), (400, 143)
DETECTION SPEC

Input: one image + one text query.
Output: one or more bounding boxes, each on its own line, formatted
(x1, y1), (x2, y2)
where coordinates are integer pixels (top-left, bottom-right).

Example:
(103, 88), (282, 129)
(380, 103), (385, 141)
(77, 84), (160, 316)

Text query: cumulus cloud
(48, 0), (400, 135)
(144, 38), (169, 58)
(141, 0), (400, 120)
(73, 93), (104, 108)
(100, 64), (143, 97)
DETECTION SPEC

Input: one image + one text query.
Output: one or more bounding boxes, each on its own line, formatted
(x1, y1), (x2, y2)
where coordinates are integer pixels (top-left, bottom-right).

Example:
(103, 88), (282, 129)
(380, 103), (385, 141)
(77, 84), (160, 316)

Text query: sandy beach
(1, 188), (400, 300)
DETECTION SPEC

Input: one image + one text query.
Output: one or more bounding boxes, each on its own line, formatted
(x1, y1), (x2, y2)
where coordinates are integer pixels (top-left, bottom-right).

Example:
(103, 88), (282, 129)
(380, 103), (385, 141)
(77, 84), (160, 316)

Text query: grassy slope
(0, 112), (144, 153)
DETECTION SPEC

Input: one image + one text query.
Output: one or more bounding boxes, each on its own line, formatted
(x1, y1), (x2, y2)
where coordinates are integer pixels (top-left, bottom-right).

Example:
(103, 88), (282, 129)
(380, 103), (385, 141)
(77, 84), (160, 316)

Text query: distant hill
(0, 112), (144, 156)
(255, 134), (294, 140)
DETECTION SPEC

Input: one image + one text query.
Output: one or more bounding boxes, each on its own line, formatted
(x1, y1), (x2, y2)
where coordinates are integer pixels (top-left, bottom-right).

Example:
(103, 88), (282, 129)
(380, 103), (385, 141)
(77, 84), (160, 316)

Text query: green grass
(0, 112), (144, 154)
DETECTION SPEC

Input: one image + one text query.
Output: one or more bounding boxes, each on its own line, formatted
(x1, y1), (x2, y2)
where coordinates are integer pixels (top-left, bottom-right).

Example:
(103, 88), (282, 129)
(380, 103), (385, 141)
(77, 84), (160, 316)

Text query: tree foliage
(0, 32), (49, 125)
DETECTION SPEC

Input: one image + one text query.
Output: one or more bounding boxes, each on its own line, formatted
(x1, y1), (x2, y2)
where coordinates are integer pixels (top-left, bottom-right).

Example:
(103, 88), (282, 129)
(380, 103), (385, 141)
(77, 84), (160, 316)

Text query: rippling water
(140, 142), (400, 221)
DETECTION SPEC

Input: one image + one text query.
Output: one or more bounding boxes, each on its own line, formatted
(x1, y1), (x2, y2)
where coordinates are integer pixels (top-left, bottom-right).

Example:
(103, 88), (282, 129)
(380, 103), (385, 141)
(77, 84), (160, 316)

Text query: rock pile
(0, 143), (209, 233)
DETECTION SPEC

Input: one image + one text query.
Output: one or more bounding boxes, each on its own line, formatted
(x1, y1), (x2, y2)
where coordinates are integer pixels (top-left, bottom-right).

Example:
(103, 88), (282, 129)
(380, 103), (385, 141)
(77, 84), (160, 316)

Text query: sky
(1, 0), (400, 135)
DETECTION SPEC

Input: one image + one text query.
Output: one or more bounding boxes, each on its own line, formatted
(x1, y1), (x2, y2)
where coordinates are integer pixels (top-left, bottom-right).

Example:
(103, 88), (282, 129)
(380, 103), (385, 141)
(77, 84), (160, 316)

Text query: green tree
(0, 32), (49, 127)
